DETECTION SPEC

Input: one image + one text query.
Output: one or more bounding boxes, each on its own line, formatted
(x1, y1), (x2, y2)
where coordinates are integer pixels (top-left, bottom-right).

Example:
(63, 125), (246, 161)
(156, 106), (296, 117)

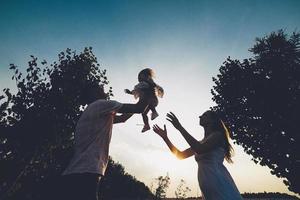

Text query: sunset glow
(1, 0), (299, 198)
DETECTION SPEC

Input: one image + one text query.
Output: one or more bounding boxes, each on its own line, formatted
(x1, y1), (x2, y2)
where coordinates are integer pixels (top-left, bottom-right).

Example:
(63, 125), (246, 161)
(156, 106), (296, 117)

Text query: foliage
(211, 30), (300, 194)
(241, 192), (300, 199)
(174, 179), (191, 199)
(0, 47), (148, 200)
(152, 174), (171, 199)
(99, 158), (154, 200)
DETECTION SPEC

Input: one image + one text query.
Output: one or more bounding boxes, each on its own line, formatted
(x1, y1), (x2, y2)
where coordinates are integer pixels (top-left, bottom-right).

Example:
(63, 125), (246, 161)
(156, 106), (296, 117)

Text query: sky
(0, 0), (300, 197)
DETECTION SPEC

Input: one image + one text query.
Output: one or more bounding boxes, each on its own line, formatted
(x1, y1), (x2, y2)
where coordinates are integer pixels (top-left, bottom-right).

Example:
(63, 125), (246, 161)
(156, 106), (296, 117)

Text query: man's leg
(80, 173), (101, 200)
(61, 173), (100, 200)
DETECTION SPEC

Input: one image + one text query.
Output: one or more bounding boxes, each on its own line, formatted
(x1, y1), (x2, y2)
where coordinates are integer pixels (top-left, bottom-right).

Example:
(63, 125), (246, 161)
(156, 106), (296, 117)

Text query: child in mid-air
(125, 68), (164, 132)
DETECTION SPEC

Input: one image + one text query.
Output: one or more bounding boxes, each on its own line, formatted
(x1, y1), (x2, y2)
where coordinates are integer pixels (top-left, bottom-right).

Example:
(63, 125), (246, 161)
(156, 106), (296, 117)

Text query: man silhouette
(60, 84), (148, 200)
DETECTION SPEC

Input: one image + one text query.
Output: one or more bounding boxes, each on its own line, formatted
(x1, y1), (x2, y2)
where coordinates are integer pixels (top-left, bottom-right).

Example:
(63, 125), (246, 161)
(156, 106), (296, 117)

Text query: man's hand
(114, 113), (133, 124)
(124, 89), (131, 94)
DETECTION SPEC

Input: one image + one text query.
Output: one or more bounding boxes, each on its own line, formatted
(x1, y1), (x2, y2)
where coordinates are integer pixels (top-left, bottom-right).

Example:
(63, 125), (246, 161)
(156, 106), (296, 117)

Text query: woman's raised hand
(153, 124), (168, 139)
(166, 112), (182, 130)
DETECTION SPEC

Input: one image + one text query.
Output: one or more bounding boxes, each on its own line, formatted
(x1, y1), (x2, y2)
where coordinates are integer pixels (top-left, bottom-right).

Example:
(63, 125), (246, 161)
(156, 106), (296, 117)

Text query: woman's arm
(166, 112), (223, 154)
(153, 124), (195, 160)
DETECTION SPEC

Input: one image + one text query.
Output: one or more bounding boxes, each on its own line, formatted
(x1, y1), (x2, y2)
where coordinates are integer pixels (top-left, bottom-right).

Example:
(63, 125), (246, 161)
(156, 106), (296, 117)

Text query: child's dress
(132, 80), (164, 105)
(195, 146), (243, 200)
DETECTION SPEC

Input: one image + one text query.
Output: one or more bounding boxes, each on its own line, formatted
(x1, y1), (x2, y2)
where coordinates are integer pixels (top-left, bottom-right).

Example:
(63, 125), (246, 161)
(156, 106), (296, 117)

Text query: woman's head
(199, 110), (226, 131)
(138, 68), (155, 82)
(199, 110), (218, 127)
(199, 110), (234, 163)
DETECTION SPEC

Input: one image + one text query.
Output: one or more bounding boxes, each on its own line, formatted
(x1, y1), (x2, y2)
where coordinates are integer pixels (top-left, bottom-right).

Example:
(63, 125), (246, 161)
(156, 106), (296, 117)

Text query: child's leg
(149, 98), (159, 120)
(141, 107), (150, 132)
(142, 107), (150, 126)
(149, 105), (157, 114)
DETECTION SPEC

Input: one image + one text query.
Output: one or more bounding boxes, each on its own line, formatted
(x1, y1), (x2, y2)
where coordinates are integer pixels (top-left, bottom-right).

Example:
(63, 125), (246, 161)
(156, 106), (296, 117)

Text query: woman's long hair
(221, 120), (234, 163)
(208, 111), (234, 163)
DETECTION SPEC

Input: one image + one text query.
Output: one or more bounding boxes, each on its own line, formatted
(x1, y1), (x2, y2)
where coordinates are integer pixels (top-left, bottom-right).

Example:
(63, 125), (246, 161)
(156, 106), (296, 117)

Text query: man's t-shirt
(63, 99), (123, 176)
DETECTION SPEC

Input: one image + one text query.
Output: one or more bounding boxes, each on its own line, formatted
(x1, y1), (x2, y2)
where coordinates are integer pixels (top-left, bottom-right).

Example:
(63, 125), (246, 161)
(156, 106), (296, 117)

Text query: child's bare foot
(141, 124), (150, 133)
(151, 111), (159, 120)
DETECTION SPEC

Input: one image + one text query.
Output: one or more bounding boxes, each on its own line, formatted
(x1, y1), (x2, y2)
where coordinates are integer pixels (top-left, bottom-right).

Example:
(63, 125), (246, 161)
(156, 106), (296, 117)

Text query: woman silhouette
(153, 111), (243, 200)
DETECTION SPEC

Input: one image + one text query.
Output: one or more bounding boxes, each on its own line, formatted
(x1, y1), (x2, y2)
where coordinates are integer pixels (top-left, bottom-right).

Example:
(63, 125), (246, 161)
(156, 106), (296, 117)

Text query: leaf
(9, 64), (16, 70)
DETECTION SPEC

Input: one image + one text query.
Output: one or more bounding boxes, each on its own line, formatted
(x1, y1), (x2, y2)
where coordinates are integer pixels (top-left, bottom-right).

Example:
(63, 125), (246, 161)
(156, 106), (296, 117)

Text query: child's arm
(120, 82), (149, 113)
(156, 85), (164, 98)
(125, 82), (149, 97)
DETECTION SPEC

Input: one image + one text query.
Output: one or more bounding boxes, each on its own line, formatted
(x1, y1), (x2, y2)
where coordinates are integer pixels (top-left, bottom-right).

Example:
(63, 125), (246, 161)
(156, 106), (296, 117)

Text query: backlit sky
(1, 0), (300, 197)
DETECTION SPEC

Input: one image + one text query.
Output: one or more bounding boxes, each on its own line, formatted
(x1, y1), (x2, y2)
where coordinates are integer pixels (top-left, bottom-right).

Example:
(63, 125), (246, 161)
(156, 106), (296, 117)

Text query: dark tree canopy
(99, 158), (154, 200)
(0, 47), (152, 200)
(241, 192), (300, 199)
(211, 30), (300, 194)
(153, 174), (170, 199)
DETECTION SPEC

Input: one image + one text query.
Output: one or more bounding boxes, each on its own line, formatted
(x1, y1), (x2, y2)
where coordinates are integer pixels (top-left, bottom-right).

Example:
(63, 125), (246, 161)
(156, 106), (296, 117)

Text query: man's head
(81, 83), (108, 105)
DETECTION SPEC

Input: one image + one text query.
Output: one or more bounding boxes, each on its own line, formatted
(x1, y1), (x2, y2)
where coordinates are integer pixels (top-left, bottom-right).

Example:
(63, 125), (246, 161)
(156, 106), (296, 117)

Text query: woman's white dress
(195, 147), (243, 200)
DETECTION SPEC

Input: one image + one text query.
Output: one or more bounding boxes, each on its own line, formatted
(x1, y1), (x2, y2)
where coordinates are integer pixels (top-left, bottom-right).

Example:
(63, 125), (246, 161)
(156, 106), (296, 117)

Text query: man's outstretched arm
(117, 101), (148, 114)
(113, 113), (133, 124)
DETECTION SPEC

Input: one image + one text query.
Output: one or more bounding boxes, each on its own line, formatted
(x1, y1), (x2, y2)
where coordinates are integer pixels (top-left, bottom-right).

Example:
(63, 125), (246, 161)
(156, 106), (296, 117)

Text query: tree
(241, 192), (300, 199)
(99, 157), (154, 200)
(175, 179), (191, 199)
(0, 47), (113, 199)
(152, 174), (170, 199)
(211, 30), (300, 194)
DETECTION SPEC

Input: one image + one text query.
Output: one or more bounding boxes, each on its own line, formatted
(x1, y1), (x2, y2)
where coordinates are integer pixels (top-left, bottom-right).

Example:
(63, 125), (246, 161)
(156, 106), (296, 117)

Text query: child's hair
(138, 68), (155, 82)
